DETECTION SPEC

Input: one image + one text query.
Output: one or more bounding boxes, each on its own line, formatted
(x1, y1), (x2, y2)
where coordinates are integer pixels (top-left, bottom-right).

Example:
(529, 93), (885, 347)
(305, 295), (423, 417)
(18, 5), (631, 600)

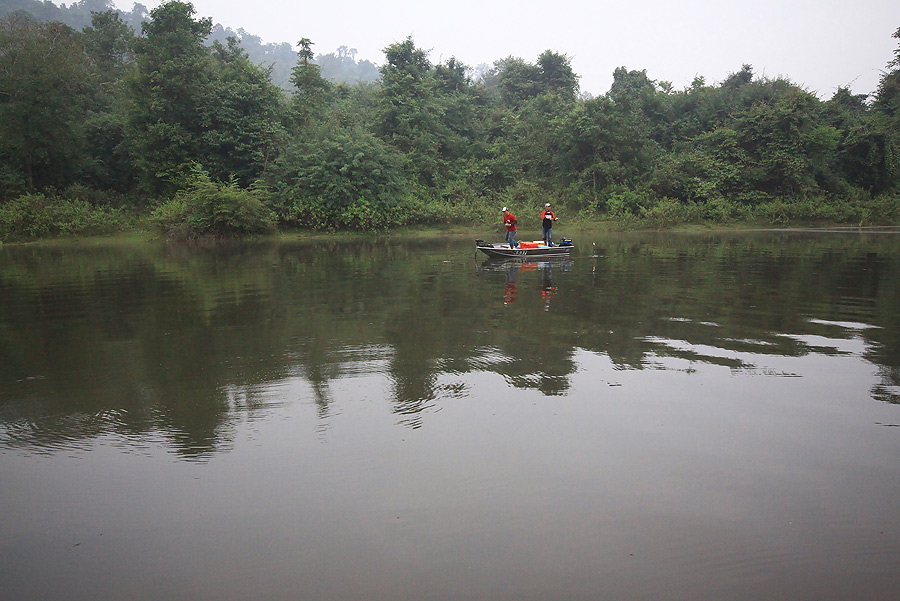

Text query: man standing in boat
(541, 202), (557, 247)
(503, 207), (519, 248)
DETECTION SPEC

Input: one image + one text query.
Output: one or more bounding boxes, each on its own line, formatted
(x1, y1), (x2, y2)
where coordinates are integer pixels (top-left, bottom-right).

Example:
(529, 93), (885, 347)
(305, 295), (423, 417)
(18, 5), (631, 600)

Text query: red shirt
(504, 212), (517, 231)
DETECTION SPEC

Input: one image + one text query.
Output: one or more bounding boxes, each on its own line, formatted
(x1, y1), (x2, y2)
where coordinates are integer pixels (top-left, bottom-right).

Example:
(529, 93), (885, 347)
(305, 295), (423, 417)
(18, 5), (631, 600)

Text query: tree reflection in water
(1, 231), (899, 456)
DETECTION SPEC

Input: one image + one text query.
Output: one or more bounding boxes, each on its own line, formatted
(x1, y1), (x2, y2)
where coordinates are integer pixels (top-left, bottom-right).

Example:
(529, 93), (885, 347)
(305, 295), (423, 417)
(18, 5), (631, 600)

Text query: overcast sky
(114, 0), (899, 98)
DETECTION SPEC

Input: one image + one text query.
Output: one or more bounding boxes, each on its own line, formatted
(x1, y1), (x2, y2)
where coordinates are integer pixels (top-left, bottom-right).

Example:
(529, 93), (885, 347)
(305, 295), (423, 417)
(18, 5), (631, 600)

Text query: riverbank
(6, 222), (900, 252)
(2, 190), (899, 245)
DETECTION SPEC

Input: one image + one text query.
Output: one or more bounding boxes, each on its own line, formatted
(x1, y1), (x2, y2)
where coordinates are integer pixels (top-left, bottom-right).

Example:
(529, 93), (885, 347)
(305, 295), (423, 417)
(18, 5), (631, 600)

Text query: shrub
(603, 186), (646, 218)
(151, 165), (276, 239)
(0, 193), (127, 241)
(641, 198), (704, 228)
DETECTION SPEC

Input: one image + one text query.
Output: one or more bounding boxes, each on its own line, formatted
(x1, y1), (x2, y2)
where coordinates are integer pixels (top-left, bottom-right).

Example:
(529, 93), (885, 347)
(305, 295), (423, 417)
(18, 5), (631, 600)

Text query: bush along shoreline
(2, 183), (898, 244)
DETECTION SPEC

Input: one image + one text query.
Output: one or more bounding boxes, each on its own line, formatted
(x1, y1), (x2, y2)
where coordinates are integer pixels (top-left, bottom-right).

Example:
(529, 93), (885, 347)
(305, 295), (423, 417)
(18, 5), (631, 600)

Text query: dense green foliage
(1, 1), (899, 241)
(0, 192), (127, 238)
(150, 164), (276, 238)
(0, 16), (92, 192)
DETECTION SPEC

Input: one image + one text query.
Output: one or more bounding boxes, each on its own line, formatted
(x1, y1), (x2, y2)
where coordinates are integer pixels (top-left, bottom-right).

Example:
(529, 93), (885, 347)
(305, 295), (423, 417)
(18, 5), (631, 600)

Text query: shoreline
(4, 222), (900, 248)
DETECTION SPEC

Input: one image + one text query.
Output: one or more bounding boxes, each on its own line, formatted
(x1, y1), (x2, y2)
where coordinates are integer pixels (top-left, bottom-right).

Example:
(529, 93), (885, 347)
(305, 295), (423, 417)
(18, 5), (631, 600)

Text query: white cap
(502, 206), (508, 211)
(545, 203), (551, 207)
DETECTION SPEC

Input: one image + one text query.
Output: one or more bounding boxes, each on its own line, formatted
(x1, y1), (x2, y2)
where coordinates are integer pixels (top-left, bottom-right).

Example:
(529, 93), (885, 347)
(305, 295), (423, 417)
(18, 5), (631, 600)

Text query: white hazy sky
(113, 0), (899, 98)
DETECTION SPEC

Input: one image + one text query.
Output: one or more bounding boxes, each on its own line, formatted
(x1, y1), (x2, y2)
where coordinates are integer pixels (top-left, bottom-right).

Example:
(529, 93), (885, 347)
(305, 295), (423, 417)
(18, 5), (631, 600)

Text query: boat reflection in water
(477, 256), (572, 308)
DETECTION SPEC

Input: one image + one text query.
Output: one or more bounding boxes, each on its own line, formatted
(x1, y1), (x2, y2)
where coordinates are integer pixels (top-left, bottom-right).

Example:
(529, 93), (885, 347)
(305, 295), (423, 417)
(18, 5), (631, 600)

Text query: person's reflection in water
(541, 262), (556, 311)
(504, 264), (519, 304)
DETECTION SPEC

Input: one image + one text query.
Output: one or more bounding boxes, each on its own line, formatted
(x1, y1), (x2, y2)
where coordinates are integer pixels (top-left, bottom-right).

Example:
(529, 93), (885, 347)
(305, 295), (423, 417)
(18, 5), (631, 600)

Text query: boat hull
(476, 240), (574, 258)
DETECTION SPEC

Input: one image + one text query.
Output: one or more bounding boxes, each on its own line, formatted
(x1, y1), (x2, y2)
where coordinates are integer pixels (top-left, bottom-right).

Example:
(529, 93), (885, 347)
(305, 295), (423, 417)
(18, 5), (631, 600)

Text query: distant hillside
(0, 0), (147, 30)
(0, 0), (380, 90)
(207, 25), (379, 90)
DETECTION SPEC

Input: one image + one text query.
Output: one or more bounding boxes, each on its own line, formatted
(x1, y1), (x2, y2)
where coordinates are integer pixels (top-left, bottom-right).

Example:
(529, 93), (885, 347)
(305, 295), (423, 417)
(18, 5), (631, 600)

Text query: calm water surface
(1, 230), (899, 601)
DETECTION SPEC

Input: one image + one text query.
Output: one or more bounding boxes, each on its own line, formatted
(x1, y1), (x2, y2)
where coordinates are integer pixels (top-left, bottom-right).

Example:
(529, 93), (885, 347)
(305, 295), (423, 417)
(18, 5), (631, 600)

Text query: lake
(1, 229), (899, 601)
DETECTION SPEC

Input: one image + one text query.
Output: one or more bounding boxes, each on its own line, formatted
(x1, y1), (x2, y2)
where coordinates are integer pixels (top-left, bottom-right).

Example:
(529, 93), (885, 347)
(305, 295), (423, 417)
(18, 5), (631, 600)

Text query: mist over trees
(0, 0), (899, 239)
(0, 0), (378, 88)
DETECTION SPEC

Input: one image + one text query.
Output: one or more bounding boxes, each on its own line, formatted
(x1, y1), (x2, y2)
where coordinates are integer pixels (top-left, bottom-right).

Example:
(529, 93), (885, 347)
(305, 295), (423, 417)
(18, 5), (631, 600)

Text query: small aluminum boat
(475, 239), (574, 259)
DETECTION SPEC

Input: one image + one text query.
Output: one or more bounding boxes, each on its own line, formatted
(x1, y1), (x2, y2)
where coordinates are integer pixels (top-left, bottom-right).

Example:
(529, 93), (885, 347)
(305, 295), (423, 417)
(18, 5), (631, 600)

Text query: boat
(475, 238), (574, 259)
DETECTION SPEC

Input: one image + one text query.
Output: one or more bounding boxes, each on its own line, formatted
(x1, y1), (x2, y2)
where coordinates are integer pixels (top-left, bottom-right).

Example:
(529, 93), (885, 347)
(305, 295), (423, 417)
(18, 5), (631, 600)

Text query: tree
(376, 38), (491, 190)
(495, 56), (544, 107)
(870, 26), (900, 191)
(432, 56), (490, 174)
(874, 27), (900, 117)
(200, 37), (285, 185)
(289, 37), (331, 124)
(667, 87), (839, 202)
(127, 0), (213, 194)
(377, 37), (445, 186)
(266, 122), (406, 230)
(825, 87), (893, 193)
(536, 50), (579, 99)
(492, 51), (578, 109)
(608, 67), (665, 118)
(382, 36), (431, 77)
(0, 15), (92, 195)
(722, 64), (754, 89)
(82, 10), (136, 192)
(83, 8), (134, 79)
(554, 93), (662, 204)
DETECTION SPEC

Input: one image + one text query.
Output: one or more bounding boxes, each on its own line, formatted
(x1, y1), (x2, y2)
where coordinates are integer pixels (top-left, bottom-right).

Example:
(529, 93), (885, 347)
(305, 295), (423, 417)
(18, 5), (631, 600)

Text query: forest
(1, 0), (899, 241)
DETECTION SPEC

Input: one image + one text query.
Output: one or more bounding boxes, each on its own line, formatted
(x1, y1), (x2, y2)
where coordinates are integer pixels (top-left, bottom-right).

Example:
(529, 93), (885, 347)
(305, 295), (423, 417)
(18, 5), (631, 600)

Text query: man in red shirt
(503, 207), (519, 248)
